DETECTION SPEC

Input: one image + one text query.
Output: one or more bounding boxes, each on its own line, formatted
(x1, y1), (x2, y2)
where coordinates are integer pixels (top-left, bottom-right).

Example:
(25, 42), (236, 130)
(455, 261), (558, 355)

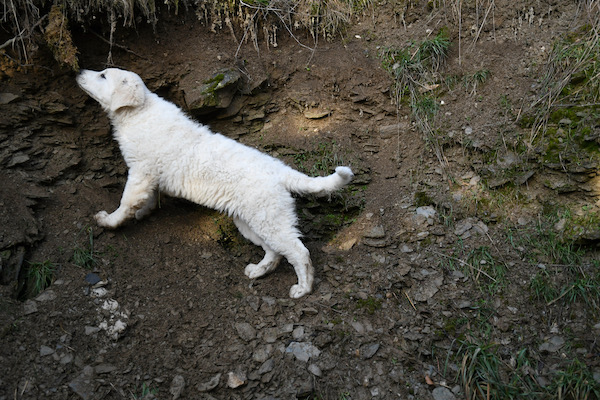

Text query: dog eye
(100, 73), (106, 79)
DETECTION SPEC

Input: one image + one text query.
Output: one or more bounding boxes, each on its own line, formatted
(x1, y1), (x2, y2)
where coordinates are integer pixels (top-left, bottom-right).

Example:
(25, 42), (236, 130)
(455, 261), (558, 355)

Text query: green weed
(525, 22), (600, 150)
(73, 227), (99, 269)
(292, 141), (347, 177)
(548, 358), (600, 400)
(26, 260), (56, 296)
(131, 381), (158, 400)
(529, 271), (558, 303)
(355, 296), (382, 315)
(463, 246), (506, 294)
(379, 29), (450, 170)
(465, 69), (491, 95)
(459, 342), (543, 399)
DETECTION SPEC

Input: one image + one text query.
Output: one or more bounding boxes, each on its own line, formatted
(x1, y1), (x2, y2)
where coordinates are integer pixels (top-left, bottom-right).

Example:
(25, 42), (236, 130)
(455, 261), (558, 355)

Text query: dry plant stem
(470, 0), (495, 49)
(458, 0), (462, 66)
(1, 7), (47, 55)
(235, 8), (260, 59)
(433, 251), (498, 283)
(404, 291), (417, 311)
(9, 0), (27, 63)
(90, 31), (146, 59)
(106, 8), (116, 66)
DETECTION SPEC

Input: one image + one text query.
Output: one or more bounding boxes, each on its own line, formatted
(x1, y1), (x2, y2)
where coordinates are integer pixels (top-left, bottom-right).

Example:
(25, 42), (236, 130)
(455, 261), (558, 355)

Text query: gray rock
(40, 345), (54, 356)
(7, 153), (29, 168)
(35, 289), (56, 302)
(292, 326), (305, 340)
(379, 122), (409, 139)
(412, 273), (443, 302)
(252, 345), (272, 363)
(473, 221), (489, 235)
(235, 322), (256, 342)
(0, 92), (19, 104)
(361, 343), (380, 360)
(285, 342), (321, 362)
(197, 373), (221, 392)
(183, 69), (242, 114)
(227, 371), (247, 388)
(432, 386), (457, 400)
(304, 109), (331, 119)
(69, 366), (95, 400)
(94, 364), (116, 374)
(258, 358), (275, 375)
(454, 220), (473, 236)
(496, 151), (520, 169)
(170, 374), (185, 399)
(308, 364), (322, 377)
(60, 353), (74, 365)
(539, 336), (565, 353)
(351, 321), (366, 334)
(416, 206), (437, 220)
(23, 300), (38, 315)
(84, 326), (101, 335)
(85, 273), (101, 285)
(262, 327), (279, 343)
(400, 244), (413, 253)
(364, 225), (385, 239)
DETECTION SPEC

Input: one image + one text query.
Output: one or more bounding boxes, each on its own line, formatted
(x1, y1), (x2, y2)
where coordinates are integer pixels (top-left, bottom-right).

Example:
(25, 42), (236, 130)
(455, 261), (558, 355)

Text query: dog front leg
(95, 172), (155, 229)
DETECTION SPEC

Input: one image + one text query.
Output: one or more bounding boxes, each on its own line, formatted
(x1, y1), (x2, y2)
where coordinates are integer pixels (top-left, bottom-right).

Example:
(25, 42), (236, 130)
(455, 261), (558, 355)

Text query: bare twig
(470, 0), (495, 49)
(90, 30), (147, 60)
(0, 14), (47, 52)
(433, 250), (498, 283)
(404, 291), (417, 311)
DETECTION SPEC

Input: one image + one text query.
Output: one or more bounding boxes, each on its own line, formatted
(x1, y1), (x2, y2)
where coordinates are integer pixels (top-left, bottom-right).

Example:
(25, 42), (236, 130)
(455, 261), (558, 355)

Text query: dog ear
(110, 77), (145, 112)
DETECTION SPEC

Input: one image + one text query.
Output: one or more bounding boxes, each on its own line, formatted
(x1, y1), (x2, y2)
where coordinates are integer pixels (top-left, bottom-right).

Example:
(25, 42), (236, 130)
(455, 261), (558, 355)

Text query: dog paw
(245, 263), (266, 279)
(95, 211), (113, 228)
(289, 284), (311, 299)
(135, 208), (150, 220)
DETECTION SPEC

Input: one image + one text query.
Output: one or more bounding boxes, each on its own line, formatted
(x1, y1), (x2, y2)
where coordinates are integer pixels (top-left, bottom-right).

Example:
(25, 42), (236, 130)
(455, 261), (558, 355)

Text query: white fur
(77, 68), (354, 298)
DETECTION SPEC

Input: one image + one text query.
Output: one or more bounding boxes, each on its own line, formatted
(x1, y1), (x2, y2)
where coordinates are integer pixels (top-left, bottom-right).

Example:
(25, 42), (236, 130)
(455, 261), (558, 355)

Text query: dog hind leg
(239, 217), (314, 298)
(234, 217), (283, 279)
(277, 240), (314, 299)
(135, 189), (158, 220)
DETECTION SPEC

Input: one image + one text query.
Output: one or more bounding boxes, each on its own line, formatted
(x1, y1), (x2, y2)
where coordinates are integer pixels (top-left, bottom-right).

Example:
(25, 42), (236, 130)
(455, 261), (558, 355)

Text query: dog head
(77, 68), (146, 113)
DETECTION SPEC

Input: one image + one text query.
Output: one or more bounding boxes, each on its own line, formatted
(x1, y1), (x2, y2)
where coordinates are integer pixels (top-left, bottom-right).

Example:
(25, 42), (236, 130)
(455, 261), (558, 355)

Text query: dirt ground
(1, 1), (599, 399)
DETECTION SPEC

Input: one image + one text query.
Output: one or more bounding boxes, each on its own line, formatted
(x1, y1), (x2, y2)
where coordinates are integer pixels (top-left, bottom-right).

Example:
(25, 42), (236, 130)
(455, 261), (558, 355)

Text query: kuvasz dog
(77, 68), (354, 298)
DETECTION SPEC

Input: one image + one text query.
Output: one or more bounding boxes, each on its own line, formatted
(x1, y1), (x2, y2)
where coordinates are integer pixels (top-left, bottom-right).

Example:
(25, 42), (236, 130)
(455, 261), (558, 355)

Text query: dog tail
(284, 166), (354, 196)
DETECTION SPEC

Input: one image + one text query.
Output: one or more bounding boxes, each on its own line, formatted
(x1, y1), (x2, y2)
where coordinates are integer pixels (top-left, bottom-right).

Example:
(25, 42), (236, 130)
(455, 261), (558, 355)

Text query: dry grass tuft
(1, 0), (370, 67)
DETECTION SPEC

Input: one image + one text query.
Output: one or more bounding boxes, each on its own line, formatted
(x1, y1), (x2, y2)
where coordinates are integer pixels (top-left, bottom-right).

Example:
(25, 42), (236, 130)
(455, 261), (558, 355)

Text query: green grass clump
(465, 246), (506, 294)
(379, 29), (451, 169)
(379, 29), (451, 105)
(457, 341), (599, 400)
(524, 21), (600, 156)
(548, 358), (600, 400)
(512, 206), (600, 309)
(291, 141), (347, 177)
(73, 227), (99, 269)
(131, 381), (158, 399)
(355, 296), (382, 314)
(26, 260), (56, 296)
(459, 343), (543, 399)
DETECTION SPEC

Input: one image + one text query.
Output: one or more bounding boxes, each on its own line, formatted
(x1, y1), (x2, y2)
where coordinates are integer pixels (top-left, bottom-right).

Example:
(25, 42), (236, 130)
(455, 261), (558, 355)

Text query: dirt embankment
(1, 1), (599, 399)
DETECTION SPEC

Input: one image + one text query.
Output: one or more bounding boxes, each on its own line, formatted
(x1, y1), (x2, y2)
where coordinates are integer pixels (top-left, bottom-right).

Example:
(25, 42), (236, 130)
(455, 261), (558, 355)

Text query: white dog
(77, 68), (354, 298)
